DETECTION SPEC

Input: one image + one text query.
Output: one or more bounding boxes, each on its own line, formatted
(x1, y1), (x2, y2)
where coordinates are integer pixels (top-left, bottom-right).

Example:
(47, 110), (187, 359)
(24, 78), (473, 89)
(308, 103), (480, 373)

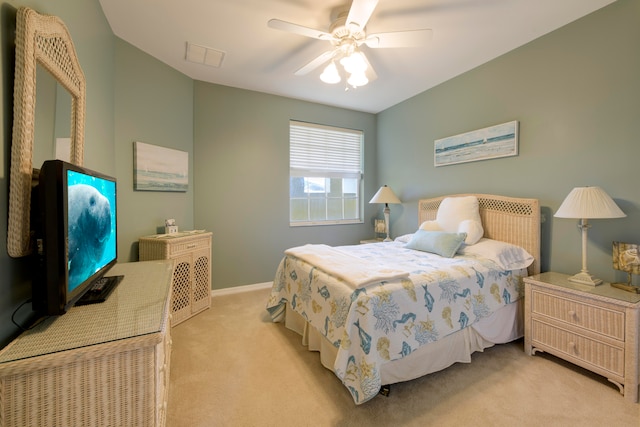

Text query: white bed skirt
(284, 299), (524, 386)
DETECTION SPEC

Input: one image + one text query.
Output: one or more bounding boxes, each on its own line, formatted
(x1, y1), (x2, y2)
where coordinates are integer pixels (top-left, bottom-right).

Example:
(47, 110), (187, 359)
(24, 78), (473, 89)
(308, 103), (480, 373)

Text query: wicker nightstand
(139, 231), (212, 326)
(524, 272), (640, 402)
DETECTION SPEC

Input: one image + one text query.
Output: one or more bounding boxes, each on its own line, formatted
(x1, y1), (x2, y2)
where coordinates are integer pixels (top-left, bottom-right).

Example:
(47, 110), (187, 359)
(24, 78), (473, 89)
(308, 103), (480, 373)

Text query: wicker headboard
(419, 194), (541, 275)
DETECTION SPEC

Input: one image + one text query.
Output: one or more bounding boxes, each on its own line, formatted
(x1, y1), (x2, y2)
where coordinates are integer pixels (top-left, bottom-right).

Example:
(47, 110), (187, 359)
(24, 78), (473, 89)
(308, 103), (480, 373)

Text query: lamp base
(568, 271), (603, 286)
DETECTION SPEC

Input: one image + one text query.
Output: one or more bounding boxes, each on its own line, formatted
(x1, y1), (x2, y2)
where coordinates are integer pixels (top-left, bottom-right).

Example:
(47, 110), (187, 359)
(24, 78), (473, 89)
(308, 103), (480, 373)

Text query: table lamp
(554, 186), (626, 286)
(369, 185), (401, 242)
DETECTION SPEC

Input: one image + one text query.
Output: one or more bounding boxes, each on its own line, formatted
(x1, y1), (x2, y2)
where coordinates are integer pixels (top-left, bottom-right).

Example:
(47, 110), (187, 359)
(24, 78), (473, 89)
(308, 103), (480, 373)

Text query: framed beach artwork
(134, 141), (188, 192)
(434, 121), (519, 167)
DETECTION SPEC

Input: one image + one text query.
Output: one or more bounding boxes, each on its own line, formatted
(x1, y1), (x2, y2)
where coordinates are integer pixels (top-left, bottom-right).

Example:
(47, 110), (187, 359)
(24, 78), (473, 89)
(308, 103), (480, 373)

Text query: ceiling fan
(268, 0), (432, 88)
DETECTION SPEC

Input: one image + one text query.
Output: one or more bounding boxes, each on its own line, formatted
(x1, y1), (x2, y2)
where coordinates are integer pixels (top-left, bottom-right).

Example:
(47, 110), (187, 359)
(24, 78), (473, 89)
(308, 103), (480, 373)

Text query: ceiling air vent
(185, 42), (225, 68)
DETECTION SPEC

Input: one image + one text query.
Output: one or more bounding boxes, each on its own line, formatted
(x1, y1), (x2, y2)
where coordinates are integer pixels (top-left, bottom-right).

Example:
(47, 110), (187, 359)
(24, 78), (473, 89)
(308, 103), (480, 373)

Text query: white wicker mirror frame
(8, 7), (85, 257)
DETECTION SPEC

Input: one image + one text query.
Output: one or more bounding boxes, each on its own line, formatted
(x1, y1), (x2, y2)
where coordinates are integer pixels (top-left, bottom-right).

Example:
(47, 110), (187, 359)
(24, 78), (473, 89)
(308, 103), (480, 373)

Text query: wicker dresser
(524, 272), (640, 402)
(0, 260), (173, 427)
(139, 231), (212, 326)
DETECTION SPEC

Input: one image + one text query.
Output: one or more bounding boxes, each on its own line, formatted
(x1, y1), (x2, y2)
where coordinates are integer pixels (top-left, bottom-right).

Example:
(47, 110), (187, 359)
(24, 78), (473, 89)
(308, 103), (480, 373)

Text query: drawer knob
(568, 310), (576, 318)
(568, 341), (576, 352)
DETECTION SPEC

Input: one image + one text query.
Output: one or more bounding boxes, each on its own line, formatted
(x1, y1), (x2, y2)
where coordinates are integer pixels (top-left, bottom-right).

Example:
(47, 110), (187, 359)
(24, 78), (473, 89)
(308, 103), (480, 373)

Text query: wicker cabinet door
(191, 248), (211, 315)
(171, 256), (193, 325)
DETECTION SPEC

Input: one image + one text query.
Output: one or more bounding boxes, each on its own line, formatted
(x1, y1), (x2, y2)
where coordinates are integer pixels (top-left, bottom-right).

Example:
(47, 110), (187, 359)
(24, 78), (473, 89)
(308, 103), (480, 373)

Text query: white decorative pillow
(419, 220), (443, 231)
(436, 196), (484, 245)
(458, 238), (534, 270)
(458, 219), (484, 245)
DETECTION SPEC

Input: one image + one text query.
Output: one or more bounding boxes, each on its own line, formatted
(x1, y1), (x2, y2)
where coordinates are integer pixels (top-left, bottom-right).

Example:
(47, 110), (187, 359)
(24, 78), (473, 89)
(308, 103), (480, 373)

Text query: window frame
(289, 120), (364, 227)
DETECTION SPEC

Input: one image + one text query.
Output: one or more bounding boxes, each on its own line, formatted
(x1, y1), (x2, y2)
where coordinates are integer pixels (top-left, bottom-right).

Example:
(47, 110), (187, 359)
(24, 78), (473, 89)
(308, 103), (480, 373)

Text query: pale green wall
(113, 39), (194, 261)
(378, 0), (639, 283)
(193, 83), (378, 289)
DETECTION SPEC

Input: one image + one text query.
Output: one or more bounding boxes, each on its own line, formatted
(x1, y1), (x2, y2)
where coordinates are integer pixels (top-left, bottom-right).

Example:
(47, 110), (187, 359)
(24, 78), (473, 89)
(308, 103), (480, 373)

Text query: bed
(266, 194), (540, 404)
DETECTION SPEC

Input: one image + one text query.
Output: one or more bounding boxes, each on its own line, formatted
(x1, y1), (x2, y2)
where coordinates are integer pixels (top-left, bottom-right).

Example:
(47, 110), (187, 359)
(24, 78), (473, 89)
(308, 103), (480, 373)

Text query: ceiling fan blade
(268, 19), (331, 40)
(364, 29), (433, 48)
(346, 0), (379, 30)
(294, 50), (336, 76)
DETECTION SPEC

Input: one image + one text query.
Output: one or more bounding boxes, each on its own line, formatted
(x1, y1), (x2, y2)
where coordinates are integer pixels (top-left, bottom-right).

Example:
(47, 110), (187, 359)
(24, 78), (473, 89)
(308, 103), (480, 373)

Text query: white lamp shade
(320, 61), (341, 84)
(369, 185), (401, 204)
(347, 71), (368, 88)
(340, 51), (367, 74)
(554, 186), (625, 219)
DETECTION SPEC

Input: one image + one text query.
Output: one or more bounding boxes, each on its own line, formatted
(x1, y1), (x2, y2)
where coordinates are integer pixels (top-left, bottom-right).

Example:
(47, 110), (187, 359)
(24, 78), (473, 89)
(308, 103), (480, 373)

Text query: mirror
(33, 63), (72, 166)
(8, 7), (85, 257)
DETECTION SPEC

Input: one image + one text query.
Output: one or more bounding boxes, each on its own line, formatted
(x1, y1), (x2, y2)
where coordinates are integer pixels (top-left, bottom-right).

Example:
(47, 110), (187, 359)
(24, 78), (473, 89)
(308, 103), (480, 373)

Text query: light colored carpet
(167, 288), (639, 427)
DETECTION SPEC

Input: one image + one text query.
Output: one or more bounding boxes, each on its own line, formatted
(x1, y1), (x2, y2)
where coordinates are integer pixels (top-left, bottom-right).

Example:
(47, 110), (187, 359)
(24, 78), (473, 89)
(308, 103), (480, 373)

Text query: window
(289, 121), (363, 226)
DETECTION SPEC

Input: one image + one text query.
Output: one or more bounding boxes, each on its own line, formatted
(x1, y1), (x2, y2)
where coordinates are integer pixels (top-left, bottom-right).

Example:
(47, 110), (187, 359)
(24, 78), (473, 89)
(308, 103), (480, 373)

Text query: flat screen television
(32, 159), (119, 315)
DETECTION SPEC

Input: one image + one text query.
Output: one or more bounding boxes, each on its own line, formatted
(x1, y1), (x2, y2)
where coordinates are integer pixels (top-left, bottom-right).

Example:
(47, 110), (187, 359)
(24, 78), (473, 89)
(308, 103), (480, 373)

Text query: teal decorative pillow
(405, 230), (467, 258)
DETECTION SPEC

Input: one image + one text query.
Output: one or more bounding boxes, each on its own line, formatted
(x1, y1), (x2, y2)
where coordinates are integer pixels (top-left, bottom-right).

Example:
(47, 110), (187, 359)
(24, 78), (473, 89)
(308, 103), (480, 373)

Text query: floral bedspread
(266, 241), (526, 404)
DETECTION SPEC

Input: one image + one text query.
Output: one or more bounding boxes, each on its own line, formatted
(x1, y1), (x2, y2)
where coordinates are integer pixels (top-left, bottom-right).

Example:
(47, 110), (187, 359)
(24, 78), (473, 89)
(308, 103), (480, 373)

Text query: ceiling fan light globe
(348, 71), (368, 87)
(320, 61), (341, 84)
(340, 51), (367, 74)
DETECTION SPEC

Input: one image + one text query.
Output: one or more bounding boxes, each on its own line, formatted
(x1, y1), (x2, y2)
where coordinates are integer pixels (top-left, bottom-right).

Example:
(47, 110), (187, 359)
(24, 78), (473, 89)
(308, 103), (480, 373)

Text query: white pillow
(419, 220), (443, 231)
(458, 219), (484, 244)
(458, 238), (534, 270)
(436, 196), (484, 245)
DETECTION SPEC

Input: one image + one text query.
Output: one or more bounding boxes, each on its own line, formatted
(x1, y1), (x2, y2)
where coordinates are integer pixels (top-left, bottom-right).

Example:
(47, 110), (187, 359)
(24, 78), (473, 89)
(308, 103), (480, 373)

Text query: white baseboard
(211, 282), (272, 297)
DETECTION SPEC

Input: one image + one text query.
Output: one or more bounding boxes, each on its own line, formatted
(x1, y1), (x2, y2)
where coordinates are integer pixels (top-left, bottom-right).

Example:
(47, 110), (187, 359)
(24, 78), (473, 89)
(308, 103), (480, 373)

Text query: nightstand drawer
(168, 237), (210, 256)
(530, 288), (625, 341)
(531, 319), (625, 378)
(140, 233), (212, 260)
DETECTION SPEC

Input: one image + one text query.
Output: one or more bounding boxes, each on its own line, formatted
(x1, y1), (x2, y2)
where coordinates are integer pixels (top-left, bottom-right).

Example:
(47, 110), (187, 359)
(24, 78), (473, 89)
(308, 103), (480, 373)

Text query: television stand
(0, 261), (173, 426)
(75, 275), (124, 306)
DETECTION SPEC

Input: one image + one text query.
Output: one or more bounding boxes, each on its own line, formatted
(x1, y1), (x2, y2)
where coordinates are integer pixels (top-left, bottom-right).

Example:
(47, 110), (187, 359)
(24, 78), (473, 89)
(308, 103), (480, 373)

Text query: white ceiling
(98, 0), (616, 114)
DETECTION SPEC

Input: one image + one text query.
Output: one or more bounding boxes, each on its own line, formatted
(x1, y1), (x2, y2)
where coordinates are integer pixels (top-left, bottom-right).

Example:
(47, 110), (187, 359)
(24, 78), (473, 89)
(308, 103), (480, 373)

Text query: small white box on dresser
(524, 271), (640, 403)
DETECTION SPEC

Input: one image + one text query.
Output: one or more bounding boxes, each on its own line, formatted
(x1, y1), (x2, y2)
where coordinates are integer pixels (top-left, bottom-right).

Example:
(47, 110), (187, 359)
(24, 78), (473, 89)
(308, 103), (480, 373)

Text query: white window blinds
(290, 121), (362, 177)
